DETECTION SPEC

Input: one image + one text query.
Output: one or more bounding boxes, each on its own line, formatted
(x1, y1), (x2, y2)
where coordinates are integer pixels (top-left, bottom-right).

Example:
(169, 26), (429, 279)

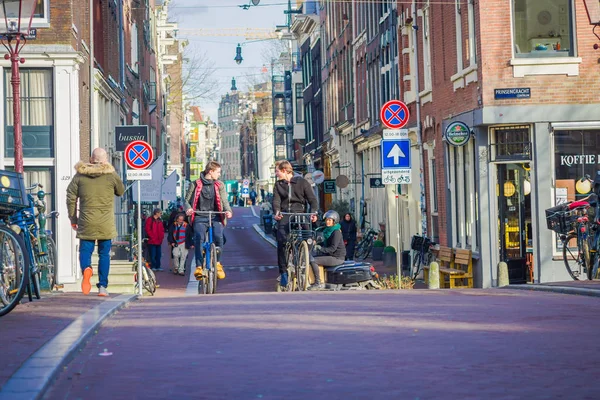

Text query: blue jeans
(148, 244), (162, 270)
(79, 239), (111, 288)
(194, 219), (224, 267)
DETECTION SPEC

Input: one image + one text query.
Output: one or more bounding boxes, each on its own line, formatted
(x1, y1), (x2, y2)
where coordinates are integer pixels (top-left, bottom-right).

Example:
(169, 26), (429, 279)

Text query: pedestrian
(272, 160), (319, 288)
(340, 213), (357, 260)
(231, 187), (238, 206)
(145, 208), (165, 271)
(66, 147), (125, 296)
(250, 188), (257, 205)
(308, 210), (346, 290)
(168, 213), (193, 276)
(260, 187), (265, 204)
(185, 161), (233, 280)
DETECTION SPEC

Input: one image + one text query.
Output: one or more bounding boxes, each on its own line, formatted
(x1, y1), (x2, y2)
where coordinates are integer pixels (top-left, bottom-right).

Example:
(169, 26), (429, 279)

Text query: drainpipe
(411, 0), (427, 236)
(89, 0), (95, 150)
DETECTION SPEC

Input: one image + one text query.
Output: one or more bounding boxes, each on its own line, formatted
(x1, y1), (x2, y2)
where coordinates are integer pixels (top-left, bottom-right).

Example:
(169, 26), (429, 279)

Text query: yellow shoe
(194, 266), (204, 280)
(216, 262), (226, 280)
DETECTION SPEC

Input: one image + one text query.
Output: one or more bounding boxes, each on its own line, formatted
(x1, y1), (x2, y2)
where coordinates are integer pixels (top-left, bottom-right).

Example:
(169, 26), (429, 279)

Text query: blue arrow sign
(381, 139), (411, 169)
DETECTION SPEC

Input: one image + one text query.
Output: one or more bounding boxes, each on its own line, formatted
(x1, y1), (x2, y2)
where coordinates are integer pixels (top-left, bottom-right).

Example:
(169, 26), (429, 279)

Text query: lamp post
(0, 0), (37, 174)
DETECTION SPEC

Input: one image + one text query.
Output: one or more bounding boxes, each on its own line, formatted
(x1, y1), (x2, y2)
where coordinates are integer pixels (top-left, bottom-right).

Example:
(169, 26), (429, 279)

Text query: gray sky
(170, 0), (290, 122)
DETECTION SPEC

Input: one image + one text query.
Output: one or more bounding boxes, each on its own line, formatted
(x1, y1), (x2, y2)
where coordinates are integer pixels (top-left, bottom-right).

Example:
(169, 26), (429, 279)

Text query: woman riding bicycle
(272, 160), (318, 287)
(185, 161), (233, 279)
(308, 210), (346, 290)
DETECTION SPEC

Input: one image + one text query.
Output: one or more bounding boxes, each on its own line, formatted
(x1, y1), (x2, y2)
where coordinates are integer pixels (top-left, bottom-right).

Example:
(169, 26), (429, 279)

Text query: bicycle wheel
(142, 265), (156, 295)
(296, 241), (310, 291)
(210, 243), (217, 294)
(562, 234), (585, 280)
(0, 226), (29, 317)
(411, 250), (423, 280)
(42, 237), (57, 291)
(277, 244), (295, 292)
(355, 239), (370, 260)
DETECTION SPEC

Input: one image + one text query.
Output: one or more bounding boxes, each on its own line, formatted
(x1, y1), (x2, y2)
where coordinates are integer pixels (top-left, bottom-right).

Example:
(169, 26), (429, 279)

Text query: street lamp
(0, 0), (37, 174)
(234, 43), (243, 64)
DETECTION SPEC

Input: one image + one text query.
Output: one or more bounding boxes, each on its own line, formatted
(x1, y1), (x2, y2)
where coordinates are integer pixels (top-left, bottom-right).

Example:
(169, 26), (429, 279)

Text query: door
(498, 163), (532, 284)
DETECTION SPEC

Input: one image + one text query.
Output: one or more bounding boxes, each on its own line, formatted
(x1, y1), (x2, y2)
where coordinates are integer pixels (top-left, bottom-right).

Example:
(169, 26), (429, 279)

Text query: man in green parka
(66, 148), (125, 296)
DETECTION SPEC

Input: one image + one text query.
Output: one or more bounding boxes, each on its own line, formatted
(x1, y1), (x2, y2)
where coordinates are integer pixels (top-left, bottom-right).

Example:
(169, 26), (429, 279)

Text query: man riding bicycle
(185, 161), (233, 280)
(272, 160), (319, 287)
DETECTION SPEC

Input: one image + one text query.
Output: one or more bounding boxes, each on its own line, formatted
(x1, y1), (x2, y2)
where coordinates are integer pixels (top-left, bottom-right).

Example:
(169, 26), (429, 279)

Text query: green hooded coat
(66, 161), (125, 240)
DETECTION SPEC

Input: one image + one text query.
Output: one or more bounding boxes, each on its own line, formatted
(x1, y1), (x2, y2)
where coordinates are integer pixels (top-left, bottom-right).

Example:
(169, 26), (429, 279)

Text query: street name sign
(127, 169), (152, 180)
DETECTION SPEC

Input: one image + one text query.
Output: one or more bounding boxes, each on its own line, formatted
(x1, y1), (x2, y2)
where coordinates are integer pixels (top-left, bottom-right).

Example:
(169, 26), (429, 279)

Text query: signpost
(125, 140), (154, 296)
(381, 139), (411, 184)
(242, 179), (250, 199)
(380, 100), (410, 129)
(323, 179), (336, 194)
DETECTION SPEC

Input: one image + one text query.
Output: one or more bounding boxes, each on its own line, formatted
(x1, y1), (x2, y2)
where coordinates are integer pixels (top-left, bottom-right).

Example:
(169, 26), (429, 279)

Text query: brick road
(43, 289), (599, 399)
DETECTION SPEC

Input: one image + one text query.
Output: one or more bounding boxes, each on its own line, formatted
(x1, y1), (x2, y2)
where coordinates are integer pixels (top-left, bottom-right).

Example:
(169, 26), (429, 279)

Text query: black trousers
(276, 222), (290, 275)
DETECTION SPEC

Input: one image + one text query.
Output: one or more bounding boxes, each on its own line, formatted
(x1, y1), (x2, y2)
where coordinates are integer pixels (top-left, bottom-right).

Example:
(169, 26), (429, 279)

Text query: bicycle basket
(410, 235), (431, 251)
(0, 170), (27, 217)
(545, 204), (576, 234)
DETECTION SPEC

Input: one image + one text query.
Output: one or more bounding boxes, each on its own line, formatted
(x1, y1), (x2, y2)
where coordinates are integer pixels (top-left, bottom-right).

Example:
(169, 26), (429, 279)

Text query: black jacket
(340, 219), (357, 242)
(317, 229), (346, 260)
(272, 176), (319, 214)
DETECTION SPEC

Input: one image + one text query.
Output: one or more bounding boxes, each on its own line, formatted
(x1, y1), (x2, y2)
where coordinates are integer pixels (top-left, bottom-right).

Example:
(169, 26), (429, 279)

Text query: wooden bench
(423, 246), (453, 284)
(440, 248), (473, 288)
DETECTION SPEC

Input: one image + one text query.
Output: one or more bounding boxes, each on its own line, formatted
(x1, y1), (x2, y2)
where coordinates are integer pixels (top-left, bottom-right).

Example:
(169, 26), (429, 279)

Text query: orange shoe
(81, 267), (93, 295)
(216, 262), (226, 280)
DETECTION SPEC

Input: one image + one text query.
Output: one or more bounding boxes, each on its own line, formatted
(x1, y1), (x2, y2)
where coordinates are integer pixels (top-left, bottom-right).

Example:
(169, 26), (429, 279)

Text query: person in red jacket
(145, 208), (165, 271)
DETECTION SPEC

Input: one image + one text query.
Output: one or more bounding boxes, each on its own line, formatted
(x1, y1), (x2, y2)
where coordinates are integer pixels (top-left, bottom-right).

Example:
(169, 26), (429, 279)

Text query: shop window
(513, 0), (573, 58)
(489, 125), (531, 162)
(4, 68), (53, 158)
(448, 139), (477, 251)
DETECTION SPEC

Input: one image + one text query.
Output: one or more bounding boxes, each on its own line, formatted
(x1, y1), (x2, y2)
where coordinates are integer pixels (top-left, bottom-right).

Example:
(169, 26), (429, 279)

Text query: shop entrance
(497, 163), (532, 284)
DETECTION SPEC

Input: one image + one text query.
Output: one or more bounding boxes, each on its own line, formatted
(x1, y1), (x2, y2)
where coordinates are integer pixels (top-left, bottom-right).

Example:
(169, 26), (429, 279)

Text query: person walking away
(185, 161), (233, 280)
(272, 160), (319, 288)
(250, 188), (257, 205)
(66, 147), (125, 297)
(340, 213), (357, 260)
(168, 213), (193, 276)
(308, 210), (346, 290)
(145, 208), (165, 271)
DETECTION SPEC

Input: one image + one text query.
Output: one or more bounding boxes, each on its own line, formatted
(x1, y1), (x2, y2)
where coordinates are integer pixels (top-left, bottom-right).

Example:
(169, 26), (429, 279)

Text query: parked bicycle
(410, 234), (436, 280)
(132, 238), (157, 295)
(354, 223), (379, 261)
(546, 199), (598, 280)
(276, 212), (316, 292)
(194, 210), (227, 295)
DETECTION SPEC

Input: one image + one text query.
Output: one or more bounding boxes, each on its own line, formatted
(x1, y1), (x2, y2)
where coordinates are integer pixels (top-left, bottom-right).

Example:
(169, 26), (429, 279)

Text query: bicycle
(132, 238), (157, 295)
(194, 210), (227, 295)
(409, 234), (436, 280)
(354, 224), (378, 261)
(32, 189), (59, 292)
(276, 212), (316, 292)
(0, 224), (29, 316)
(546, 200), (595, 280)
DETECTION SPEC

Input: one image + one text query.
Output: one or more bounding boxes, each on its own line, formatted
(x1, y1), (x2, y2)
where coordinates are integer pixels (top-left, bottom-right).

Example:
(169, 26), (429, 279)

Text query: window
(4, 68), (53, 158)
(295, 83), (304, 123)
(448, 139), (477, 250)
(513, 0), (573, 58)
(131, 22), (139, 73)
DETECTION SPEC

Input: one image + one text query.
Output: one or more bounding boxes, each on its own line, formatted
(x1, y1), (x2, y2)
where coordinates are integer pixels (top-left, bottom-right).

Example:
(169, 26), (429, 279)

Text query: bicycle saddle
(568, 200), (589, 210)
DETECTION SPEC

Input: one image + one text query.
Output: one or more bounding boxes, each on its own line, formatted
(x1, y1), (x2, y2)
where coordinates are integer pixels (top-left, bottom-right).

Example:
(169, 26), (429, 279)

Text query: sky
(169, 0), (291, 122)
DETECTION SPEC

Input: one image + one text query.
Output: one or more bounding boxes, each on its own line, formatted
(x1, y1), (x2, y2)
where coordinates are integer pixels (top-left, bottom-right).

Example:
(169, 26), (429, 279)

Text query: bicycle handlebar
(26, 183), (42, 191)
(568, 201), (590, 210)
(193, 210), (228, 215)
(278, 212), (316, 216)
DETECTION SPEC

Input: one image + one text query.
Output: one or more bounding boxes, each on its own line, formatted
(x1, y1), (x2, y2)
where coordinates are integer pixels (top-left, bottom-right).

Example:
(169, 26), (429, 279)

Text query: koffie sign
(444, 121), (471, 147)
(115, 126), (149, 152)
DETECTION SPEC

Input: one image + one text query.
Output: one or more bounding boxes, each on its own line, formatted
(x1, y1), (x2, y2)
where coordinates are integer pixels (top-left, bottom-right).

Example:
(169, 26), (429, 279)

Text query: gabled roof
(190, 106), (203, 122)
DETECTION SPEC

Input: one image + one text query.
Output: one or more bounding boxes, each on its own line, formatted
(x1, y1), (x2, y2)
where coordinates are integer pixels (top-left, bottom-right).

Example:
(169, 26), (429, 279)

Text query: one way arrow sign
(381, 139), (411, 169)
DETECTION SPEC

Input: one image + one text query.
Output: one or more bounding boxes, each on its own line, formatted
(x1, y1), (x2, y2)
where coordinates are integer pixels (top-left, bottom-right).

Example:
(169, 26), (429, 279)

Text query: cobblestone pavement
(43, 288), (600, 400)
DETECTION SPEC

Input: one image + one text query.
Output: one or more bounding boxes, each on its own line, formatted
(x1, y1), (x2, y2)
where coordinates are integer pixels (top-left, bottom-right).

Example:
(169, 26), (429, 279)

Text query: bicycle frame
(194, 210), (227, 294)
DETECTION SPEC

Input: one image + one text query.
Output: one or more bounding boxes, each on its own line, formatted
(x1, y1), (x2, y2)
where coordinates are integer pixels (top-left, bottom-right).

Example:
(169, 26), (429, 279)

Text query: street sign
(381, 139), (411, 169)
(383, 129), (409, 139)
(243, 179), (250, 188)
(126, 169), (152, 180)
(124, 140), (153, 170)
(115, 126), (149, 151)
(312, 170), (325, 184)
(370, 178), (385, 188)
(241, 187), (250, 198)
(380, 100), (409, 129)
(382, 169), (411, 184)
(323, 179), (336, 194)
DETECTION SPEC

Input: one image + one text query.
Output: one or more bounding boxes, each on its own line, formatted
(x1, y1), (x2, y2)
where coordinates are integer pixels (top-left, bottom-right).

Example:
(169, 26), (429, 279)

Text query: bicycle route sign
(124, 140), (154, 170)
(380, 100), (409, 129)
(381, 139), (411, 184)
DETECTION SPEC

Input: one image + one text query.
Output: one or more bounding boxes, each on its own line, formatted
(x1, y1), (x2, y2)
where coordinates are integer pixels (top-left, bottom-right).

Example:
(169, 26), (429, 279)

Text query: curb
(0, 294), (137, 400)
(253, 223), (276, 248)
(501, 284), (600, 298)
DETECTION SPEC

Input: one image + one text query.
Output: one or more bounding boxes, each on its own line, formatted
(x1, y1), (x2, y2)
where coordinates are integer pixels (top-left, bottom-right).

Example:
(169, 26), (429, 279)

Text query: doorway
(497, 163), (532, 284)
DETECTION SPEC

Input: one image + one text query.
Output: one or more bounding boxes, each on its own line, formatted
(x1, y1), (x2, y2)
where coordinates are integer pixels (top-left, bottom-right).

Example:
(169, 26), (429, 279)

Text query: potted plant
(383, 246), (397, 267)
(372, 240), (385, 261)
